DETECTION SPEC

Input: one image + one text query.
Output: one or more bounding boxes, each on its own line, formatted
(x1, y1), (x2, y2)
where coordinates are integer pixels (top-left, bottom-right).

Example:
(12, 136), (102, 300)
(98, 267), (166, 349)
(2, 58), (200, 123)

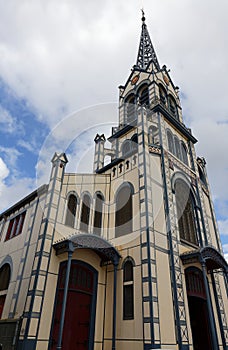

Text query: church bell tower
(94, 10), (228, 350)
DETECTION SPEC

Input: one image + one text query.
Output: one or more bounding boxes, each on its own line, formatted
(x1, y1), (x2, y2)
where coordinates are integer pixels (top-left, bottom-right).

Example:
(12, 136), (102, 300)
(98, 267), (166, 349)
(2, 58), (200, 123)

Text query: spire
(136, 10), (160, 71)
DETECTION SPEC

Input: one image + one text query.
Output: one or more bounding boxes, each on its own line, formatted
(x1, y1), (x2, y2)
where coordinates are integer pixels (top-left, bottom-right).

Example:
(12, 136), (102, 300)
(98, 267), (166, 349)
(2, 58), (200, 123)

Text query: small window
(174, 137), (181, 159)
(125, 95), (135, 124)
(123, 259), (134, 320)
(149, 125), (159, 145)
(115, 184), (133, 237)
(5, 212), (26, 241)
(122, 140), (131, 157)
(139, 86), (149, 107)
(159, 85), (167, 106)
(168, 95), (178, 120)
(94, 193), (104, 235)
(80, 194), (91, 233)
(181, 142), (188, 166)
(167, 130), (174, 154)
(65, 194), (77, 228)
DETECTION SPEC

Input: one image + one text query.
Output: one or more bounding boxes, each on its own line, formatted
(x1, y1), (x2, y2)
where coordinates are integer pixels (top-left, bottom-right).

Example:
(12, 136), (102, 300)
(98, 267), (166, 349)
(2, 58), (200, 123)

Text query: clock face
(131, 75), (139, 85)
(163, 74), (169, 85)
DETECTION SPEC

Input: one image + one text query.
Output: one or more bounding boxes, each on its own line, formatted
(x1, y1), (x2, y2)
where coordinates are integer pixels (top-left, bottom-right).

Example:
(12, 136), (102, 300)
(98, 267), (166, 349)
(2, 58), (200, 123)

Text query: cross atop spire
(136, 10), (160, 71)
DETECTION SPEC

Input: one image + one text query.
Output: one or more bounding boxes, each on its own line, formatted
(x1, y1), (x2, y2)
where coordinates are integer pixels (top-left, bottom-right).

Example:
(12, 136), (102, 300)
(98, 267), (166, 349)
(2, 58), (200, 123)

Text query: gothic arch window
(138, 84), (149, 107)
(123, 257), (134, 319)
(175, 179), (198, 245)
(174, 136), (181, 159)
(0, 264), (11, 318)
(93, 193), (104, 235)
(115, 183), (134, 237)
(168, 95), (178, 120)
(65, 194), (78, 228)
(149, 125), (159, 145)
(122, 140), (131, 158)
(80, 194), (91, 233)
(159, 84), (167, 106)
(167, 130), (174, 154)
(125, 94), (135, 124)
(181, 142), (188, 166)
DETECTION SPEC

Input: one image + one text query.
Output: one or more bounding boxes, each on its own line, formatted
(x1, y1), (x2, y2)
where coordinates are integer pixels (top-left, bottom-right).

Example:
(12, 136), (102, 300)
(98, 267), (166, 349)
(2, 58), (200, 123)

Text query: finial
(141, 8), (146, 23)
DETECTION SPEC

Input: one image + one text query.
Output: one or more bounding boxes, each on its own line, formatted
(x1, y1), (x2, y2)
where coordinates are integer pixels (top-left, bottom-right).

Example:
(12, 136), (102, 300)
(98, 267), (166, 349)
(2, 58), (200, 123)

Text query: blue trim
(157, 112), (184, 349)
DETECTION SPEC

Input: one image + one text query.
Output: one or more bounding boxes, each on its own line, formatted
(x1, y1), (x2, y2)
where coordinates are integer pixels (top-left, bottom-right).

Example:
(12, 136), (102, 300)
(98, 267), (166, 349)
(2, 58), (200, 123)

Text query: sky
(0, 0), (227, 259)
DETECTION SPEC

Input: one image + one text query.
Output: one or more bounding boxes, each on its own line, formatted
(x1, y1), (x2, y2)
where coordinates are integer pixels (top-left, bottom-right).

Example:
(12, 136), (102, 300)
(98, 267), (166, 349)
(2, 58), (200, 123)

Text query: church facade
(0, 13), (227, 350)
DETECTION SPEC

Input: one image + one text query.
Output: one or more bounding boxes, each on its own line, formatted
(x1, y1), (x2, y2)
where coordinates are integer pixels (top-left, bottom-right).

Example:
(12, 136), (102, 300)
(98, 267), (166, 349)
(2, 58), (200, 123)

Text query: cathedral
(0, 12), (227, 350)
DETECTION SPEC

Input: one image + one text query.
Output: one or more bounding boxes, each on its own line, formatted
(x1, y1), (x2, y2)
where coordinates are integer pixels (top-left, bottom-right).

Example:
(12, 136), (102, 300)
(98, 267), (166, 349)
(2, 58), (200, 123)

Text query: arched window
(148, 125), (159, 145)
(65, 194), (77, 228)
(131, 134), (138, 152)
(0, 264), (11, 318)
(168, 95), (178, 119)
(125, 94), (135, 124)
(167, 130), (174, 154)
(159, 84), (167, 106)
(122, 140), (131, 158)
(94, 193), (104, 235)
(115, 183), (133, 237)
(175, 180), (198, 245)
(123, 258), (134, 319)
(174, 136), (181, 159)
(139, 84), (149, 107)
(181, 142), (188, 166)
(80, 194), (91, 233)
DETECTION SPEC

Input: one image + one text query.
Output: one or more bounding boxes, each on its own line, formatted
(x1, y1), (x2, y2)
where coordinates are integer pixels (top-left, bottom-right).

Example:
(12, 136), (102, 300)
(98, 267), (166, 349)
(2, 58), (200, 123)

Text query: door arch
(50, 260), (98, 350)
(185, 267), (212, 350)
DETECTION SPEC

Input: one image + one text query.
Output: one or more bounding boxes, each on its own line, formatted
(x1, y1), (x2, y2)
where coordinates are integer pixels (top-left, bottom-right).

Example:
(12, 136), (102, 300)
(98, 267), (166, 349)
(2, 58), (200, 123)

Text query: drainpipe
(201, 260), (219, 350)
(112, 259), (119, 350)
(56, 242), (74, 350)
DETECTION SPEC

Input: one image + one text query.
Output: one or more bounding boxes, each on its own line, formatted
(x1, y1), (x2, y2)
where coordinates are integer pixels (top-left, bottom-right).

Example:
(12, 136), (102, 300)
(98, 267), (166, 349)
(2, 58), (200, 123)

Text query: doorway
(185, 267), (212, 350)
(50, 260), (97, 350)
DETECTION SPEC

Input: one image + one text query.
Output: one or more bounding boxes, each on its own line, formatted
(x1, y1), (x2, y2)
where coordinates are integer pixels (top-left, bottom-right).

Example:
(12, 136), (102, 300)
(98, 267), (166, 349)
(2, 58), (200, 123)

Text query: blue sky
(0, 0), (227, 259)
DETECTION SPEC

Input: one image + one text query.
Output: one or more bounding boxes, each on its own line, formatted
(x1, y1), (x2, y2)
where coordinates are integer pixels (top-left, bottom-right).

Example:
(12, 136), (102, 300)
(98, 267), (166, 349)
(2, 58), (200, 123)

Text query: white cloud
(218, 220), (228, 236)
(0, 157), (9, 181)
(0, 0), (227, 237)
(0, 106), (24, 135)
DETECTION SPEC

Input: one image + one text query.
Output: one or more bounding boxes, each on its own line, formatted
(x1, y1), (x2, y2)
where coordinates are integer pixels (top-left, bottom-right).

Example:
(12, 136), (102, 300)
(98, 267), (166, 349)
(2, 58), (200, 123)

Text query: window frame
(5, 211), (26, 241)
(123, 258), (134, 320)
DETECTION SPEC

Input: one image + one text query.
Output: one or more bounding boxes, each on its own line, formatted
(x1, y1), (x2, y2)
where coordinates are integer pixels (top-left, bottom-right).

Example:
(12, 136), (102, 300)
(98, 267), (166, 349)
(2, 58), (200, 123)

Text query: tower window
(139, 85), (149, 107)
(115, 183), (133, 237)
(125, 94), (135, 124)
(93, 193), (104, 235)
(65, 194), (77, 228)
(175, 180), (198, 245)
(181, 142), (188, 166)
(167, 130), (174, 154)
(159, 84), (167, 106)
(5, 212), (26, 241)
(168, 95), (178, 120)
(149, 125), (159, 145)
(80, 194), (91, 233)
(123, 258), (134, 320)
(174, 136), (181, 159)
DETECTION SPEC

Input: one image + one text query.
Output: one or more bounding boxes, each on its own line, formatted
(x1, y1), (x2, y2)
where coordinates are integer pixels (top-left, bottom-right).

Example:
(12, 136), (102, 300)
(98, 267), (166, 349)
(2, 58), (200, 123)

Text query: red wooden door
(51, 262), (95, 350)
